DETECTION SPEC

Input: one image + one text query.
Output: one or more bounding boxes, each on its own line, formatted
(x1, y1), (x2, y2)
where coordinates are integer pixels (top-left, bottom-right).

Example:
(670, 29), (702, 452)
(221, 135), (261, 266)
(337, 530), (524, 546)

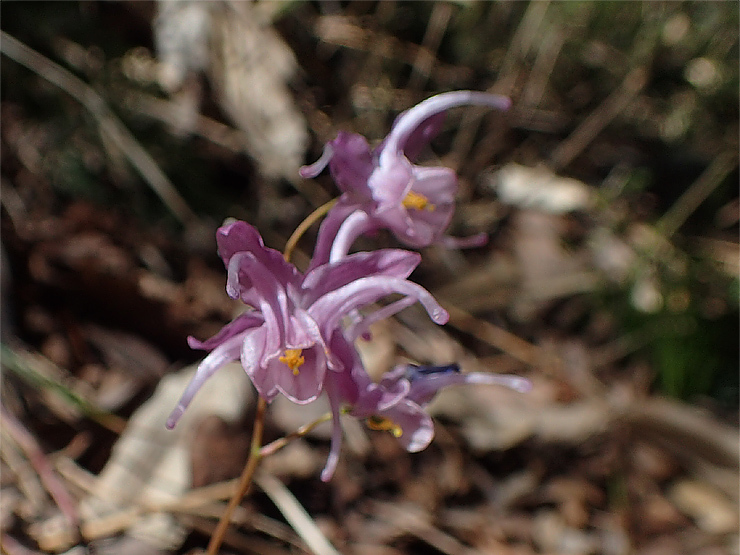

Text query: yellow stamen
(279, 349), (305, 375)
(366, 416), (403, 438)
(402, 191), (435, 211)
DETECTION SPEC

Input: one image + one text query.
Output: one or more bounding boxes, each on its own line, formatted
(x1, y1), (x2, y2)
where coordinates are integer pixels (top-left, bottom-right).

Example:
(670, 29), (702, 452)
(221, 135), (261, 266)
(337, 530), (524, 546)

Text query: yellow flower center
(366, 415), (403, 438)
(402, 191), (435, 211)
(279, 349), (305, 375)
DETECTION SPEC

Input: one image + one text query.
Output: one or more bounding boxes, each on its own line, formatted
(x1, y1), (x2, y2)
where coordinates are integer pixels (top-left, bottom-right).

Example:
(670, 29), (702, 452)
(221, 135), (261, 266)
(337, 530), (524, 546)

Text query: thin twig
(206, 396), (267, 555)
(548, 66), (648, 171)
(656, 150), (738, 238)
(0, 407), (81, 538)
(260, 411), (333, 458)
(441, 301), (551, 368)
(0, 31), (198, 226)
(407, 2), (453, 91)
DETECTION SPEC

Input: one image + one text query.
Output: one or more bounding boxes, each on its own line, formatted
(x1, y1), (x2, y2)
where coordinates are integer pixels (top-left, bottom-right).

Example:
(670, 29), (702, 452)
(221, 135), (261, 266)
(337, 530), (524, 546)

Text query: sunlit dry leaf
(33, 363), (252, 552)
(154, 1), (308, 181)
(485, 163), (596, 214)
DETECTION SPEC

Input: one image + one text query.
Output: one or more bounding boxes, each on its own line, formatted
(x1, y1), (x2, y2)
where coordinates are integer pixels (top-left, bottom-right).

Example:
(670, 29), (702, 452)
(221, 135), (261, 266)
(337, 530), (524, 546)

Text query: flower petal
(218, 220), (300, 290)
(309, 199), (362, 270)
(302, 249), (421, 304)
(320, 376), (345, 482)
(327, 131), (375, 199)
(187, 311), (263, 351)
(241, 326), (279, 402)
(380, 399), (435, 452)
(381, 91), (511, 162)
(308, 275), (448, 337)
(167, 331), (248, 428)
(266, 344), (325, 404)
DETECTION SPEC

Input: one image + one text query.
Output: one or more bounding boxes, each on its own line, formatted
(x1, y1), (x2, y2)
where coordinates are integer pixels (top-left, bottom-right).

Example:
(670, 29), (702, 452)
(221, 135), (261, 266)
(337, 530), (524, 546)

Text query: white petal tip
(431, 307), (449, 324)
(165, 407), (184, 429)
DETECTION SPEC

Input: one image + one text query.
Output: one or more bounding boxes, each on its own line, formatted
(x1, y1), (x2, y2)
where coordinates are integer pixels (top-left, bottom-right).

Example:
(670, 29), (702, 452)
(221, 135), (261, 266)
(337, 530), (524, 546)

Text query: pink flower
(320, 362), (531, 481)
(300, 91), (511, 267)
(166, 220), (448, 429)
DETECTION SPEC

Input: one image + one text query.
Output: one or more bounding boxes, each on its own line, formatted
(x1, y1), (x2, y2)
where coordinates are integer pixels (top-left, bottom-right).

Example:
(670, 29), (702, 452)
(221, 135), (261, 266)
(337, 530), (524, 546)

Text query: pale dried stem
(407, 2), (453, 91)
(255, 472), (341, 555)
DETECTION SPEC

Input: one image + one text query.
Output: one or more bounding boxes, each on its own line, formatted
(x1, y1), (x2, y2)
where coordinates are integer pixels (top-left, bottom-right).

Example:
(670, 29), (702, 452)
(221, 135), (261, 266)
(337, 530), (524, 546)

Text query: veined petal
(227, 252), (291, 356)
(379, 399), (434, 452)
(218, 220), (301, 289)
(167, 331), (248, 428)
(327, 131), (375, 199)
(411, 165), (457, 203)
(241, 326), (279, 402)
(308, 275), (448, 337)
(381, 91), (511, 163)
(267, 344), (325, 404)
(368, 155), (414, 206)
(187, 311), (263, 351)
(302, 249), (421, 304)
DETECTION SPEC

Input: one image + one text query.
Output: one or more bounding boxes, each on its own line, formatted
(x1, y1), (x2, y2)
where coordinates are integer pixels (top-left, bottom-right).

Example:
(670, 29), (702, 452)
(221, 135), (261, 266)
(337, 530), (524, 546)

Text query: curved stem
(206, 396), (267, 555)
(259, 411), (333, 458)
(283, 198), (338, 263)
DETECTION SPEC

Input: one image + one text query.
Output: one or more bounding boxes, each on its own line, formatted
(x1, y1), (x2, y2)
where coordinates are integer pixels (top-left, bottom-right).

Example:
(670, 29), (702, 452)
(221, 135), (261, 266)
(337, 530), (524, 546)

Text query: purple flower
(300, 91), (511, 267)
(166, 220), (448, 429)
(320, 361), (531, 481)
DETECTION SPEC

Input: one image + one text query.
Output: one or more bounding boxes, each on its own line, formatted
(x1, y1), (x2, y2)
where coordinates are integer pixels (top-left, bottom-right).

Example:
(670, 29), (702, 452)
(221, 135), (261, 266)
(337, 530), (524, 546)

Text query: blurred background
(1, 2), (738, 555)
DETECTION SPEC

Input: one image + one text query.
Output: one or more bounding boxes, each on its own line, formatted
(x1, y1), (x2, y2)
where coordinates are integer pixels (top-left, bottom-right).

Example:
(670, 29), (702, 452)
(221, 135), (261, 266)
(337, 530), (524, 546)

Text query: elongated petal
(309, 199), (362, 271)
(347, 296), (417, 342)
(308, 275), (448, 337)
(302, 249), (421, 304)
(299, 142), (334, 179)
(320, 376), (345, 482)
(187, 311), (263, 351)
(381, 91), (511, 163)
(329, 210), (374, 263)
(401, 364), (532, 406)
(440, 233), (489, 249)
(167, 331), (248, 428)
